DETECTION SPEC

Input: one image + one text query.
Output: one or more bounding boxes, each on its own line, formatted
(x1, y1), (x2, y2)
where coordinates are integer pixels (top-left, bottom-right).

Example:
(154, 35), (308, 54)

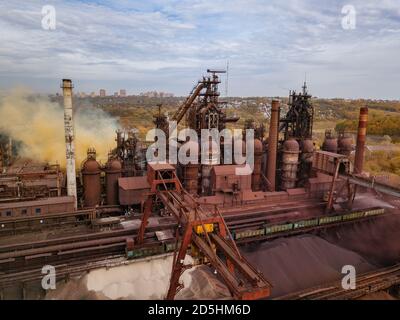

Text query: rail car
(232, 207), (385, 241)
(125, 207), (385, 259)
(126, 240), (178, 259)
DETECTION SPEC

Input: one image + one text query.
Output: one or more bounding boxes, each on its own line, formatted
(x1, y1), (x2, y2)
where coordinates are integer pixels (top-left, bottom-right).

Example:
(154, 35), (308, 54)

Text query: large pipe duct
(266, 99), (280, 191)
(354, 107), (368, 174)
(61, 79), (77, 209)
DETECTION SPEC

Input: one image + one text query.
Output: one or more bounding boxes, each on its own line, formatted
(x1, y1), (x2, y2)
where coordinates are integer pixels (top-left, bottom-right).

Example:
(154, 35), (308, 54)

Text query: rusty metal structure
(354, 107), (368, 174)
(252, 138), (263, 191)
(281, 138), (300, 190)
(299, 138), (314, 186)
(312, 150), (350, 212)
(104, 156), (122, 205)
(3, 74), (400, 302)
(0, 196), (75, 218)
(274, 82), (315, 190)
(180, 140), (200, 195)
(322, 130), (338, 153)
(153, 70), (240, 196)
(136, 163), (271, 300)
(177, 70), (239, 133)
(81, 148), (102, 208)
(280, 82), (314, 142)
(153, 103), (169, 136)
(266, 99), (280, 191)
(0, 160), (63, 201)
(337, 131), (353, 156)
(244, 119), (265, 141)
(114, 129), (144, 177)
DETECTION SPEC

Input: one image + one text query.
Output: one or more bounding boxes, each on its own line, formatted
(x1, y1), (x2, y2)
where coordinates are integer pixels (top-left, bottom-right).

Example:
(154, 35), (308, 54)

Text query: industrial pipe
(354, 107), (368, 174)
(61, 79), (77, 209)
(266, 100), (280, 191)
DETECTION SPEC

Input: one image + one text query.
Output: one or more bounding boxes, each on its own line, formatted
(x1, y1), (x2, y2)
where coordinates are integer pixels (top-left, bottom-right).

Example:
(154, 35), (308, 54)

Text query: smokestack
(266, 99), (280, 191)
(354, 107), (368, 174)
(61, 79), (77, 209)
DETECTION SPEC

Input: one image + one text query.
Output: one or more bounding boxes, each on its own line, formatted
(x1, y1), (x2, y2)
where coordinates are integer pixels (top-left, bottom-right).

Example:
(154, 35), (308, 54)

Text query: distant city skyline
(68, 89), (175, 98)
(0, 1), (400, 99)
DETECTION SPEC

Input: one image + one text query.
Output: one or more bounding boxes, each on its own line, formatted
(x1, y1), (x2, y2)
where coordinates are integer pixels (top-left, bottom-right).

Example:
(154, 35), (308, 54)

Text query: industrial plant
(0, 70), (399, 301)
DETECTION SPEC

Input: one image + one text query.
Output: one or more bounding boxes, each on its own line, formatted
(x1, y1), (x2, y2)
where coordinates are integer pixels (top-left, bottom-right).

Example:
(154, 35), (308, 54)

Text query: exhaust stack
(61, 79), (77, 209)
(266, 99), (280, 191)
(354, 107), (368, 174)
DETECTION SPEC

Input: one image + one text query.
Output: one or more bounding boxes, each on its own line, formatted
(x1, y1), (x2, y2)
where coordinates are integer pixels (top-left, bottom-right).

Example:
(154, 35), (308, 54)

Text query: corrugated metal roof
(118, 176), (150, 190)
(0, 196), (75, 209)
(148, 163), (175, 171)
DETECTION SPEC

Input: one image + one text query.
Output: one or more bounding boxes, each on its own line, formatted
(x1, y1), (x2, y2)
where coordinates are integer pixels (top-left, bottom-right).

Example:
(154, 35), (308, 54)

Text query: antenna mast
(225, 60), (229, 97)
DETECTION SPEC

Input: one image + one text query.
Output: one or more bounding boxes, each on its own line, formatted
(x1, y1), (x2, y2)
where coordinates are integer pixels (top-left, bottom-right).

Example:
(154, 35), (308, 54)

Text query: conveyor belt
(341, 174), (400, 198)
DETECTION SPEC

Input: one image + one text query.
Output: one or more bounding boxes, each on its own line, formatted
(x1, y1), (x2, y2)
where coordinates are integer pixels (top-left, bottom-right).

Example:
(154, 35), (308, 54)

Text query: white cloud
(0, 0), (399, 98)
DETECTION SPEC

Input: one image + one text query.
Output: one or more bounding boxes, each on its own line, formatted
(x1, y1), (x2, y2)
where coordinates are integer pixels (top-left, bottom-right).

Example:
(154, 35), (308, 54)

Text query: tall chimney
(266, 99), (280, 191)
(61, 79), (77, 209)
(354, 107), (368, 174)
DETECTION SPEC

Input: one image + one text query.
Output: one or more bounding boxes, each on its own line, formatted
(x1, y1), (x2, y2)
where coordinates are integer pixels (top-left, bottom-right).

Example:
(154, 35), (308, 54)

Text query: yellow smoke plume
(0, 87), (119, 167)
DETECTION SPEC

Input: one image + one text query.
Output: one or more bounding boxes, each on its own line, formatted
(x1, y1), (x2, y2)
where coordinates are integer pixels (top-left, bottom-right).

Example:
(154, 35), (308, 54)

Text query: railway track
(0, 207), (389, 264)
(277, 264), (400, 300)
(0, 206), (122, 236)
(0, 253), (126, 289)
(0, 206), (390, 291)
(0, 199), (325, 237)
(0, 202), (325, 257)
(232, 210), (391, 245)
(0, 219), (176, 253)
(0, 224), (177, 274)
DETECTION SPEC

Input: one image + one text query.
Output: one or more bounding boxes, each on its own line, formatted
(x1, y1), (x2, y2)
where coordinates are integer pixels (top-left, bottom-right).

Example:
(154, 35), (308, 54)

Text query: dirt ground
(242, 235), (375, 298)
(45, 233), (384, 300)
(321, 214), (400, 266)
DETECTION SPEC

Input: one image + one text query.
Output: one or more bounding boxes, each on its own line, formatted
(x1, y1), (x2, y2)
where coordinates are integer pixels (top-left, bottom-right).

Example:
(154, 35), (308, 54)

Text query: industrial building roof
(0, 196), (75, 209)
(147, 163), (175, 171)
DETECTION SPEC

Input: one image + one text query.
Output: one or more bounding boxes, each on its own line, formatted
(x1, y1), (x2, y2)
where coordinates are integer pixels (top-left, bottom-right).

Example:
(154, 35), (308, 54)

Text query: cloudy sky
(0, 0), (399, 98)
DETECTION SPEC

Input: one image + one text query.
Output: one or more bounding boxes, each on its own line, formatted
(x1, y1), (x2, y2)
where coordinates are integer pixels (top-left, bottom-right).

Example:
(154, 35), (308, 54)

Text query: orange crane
(136, 163), (271, 300)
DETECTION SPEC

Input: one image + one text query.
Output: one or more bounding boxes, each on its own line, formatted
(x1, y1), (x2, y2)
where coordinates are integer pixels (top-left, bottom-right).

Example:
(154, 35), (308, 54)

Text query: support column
(354, 107), (368, 174)
(266, 100), (280, 191)
(61, 79), (78, 209)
